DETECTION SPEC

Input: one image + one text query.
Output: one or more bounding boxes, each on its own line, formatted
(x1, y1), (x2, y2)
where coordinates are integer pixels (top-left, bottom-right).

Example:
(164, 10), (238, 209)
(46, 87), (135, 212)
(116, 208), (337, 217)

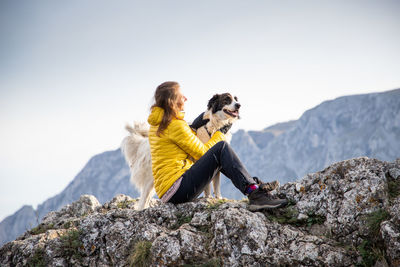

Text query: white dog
(121, 93), (241, 210)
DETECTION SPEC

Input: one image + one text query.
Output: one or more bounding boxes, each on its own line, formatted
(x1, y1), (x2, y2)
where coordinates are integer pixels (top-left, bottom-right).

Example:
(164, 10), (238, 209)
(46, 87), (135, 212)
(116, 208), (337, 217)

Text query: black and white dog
(121, 93), (240, 210)
(193, 93), (241, 198)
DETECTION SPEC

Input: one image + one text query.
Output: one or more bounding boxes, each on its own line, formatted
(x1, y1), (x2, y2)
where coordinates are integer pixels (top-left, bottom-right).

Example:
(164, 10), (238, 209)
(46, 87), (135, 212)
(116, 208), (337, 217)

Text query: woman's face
(176, 86), (187, 111)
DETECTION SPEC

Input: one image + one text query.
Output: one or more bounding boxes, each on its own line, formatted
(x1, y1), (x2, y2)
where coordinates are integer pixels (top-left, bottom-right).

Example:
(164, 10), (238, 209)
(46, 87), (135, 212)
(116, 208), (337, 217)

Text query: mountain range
(1, 88), (399, 246)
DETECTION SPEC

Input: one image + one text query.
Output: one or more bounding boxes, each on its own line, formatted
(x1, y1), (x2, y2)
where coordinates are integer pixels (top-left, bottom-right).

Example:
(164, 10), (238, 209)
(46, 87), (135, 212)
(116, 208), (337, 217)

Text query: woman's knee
(216, 140), (228, 148)
(209, 140), (230, 155)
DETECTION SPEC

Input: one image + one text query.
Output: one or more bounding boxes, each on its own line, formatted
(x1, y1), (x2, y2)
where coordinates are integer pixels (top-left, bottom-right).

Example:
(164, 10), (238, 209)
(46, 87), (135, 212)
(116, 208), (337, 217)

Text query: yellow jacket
(148, 107), (226, 198)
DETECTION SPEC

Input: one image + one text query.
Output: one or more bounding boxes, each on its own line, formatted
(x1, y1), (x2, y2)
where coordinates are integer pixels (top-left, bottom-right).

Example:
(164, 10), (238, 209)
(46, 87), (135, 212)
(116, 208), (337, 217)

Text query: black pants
(168, 141), (256, 204)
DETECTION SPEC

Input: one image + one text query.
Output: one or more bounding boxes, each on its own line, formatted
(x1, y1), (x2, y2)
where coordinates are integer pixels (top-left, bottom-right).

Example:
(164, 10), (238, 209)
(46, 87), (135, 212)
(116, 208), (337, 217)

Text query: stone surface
(381, 221), (400, 267)
(1, 157), (399, 266)
(389, 168), (400, 180)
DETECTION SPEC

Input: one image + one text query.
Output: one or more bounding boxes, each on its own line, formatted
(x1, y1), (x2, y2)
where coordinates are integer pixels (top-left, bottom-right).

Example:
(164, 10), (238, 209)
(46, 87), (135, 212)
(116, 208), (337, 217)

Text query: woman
(147, 81), (287, 211)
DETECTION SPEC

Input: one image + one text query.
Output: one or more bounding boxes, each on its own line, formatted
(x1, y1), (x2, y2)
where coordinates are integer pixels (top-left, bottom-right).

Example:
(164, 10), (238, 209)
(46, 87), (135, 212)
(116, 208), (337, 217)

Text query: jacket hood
(148, 107), (185, 126)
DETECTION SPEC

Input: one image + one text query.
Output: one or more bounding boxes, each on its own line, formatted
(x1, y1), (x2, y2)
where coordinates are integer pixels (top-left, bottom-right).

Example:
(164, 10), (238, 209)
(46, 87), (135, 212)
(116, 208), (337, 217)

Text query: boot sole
(248, 202), (287, 211)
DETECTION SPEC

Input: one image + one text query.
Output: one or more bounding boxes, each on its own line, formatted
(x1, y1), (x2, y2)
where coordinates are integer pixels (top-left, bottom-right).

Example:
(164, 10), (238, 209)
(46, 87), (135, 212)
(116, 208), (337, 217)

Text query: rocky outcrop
(1, 157), (399, 266)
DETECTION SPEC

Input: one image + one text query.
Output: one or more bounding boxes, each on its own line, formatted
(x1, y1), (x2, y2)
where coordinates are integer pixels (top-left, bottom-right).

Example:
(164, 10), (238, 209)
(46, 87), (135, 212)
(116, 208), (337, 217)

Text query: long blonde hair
(151, 81), (181, 136)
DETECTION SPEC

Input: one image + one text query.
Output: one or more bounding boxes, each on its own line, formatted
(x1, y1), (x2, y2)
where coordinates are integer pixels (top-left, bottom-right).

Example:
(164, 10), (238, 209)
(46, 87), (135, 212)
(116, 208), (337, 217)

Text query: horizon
(1, 0), (400, 221)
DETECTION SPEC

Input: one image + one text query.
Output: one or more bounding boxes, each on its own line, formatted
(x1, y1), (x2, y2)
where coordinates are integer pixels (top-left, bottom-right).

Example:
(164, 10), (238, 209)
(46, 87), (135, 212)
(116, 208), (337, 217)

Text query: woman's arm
(169, 120), (225, 160)
(189, 112), (209, 131)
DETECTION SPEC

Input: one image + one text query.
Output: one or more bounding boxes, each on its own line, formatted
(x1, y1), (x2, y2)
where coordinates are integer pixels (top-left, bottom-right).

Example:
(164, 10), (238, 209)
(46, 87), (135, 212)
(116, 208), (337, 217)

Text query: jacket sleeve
(169, 120), (226, 160)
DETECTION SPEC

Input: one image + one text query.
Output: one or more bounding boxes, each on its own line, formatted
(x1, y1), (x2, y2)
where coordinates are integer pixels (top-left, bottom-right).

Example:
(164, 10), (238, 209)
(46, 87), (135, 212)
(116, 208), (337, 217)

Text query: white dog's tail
(121, 122), (150, 167)
(125, 122), (149, 137)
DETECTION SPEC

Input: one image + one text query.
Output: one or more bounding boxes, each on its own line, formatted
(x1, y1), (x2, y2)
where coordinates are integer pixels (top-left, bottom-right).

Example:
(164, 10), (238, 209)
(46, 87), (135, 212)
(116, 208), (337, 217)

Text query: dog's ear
(207, 94), (220, 110)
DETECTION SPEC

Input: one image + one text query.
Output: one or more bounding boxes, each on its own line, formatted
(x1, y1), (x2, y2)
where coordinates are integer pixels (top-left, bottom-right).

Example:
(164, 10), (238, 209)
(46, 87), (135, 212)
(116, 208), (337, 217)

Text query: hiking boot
(248, 188), (288, 211)
(253, 177), (280, 192)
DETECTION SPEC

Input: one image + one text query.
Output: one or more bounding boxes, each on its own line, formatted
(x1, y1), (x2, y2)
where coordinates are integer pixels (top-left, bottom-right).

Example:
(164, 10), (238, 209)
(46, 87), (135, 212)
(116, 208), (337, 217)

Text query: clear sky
(0, 0), (399, 221)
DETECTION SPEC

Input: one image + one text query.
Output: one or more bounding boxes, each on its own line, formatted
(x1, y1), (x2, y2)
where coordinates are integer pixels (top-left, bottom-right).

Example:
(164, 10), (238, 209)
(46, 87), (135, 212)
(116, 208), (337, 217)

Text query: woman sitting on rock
(147, 81), (288, 211)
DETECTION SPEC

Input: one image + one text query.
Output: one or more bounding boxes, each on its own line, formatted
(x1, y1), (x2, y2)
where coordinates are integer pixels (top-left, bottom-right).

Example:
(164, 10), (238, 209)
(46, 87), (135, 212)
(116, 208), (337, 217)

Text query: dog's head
(205, 93), (241, 123)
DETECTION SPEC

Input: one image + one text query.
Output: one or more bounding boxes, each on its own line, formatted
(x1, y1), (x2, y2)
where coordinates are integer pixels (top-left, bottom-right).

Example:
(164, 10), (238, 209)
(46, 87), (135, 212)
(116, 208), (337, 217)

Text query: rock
(297, 213), (308, 220)
(41, 194), (101, 228)
(1, 157), (399, 266)
(102, 194), (136, 210)
(389, 168), (400, 180)
(388, 197), (400, 225)
(380, 221), (400, 267)
(278, 157), (390, 245)
(295, 183), (305, 193)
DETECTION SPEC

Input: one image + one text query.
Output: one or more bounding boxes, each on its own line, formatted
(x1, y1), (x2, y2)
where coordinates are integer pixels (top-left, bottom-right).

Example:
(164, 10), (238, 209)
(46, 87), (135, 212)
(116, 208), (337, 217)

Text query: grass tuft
(388, 179), (400, 200)
(265, 200), (326, 227)
(30, 223), (54, 235)
(27, 249), (46, 267)
(356, 240), (385, 267)
(171, 212), (193, 230)
(117, 200), (135, 209)
(206, 198), (230, 210)
(364, 209), (390, 242)
(305, 212), (326, 227)
(58, 229), (85, 263)
(356, 208), (391, 266)
(129, 241), (152, 267)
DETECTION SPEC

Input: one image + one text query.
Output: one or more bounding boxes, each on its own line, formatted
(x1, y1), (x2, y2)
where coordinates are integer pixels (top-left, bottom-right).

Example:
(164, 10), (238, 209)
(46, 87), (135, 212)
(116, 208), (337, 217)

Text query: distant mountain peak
(263, 120), (297, 136)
